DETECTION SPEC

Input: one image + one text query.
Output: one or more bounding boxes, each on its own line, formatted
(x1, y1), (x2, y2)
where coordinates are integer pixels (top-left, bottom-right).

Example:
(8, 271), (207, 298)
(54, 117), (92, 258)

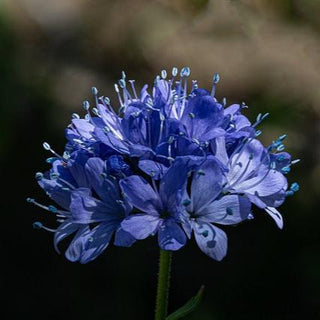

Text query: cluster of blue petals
(29, 67), (299, 263)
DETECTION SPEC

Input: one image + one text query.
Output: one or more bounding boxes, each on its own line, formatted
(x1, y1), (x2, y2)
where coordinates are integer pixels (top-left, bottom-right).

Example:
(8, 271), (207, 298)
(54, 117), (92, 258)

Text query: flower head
(28, 67), (299, 262)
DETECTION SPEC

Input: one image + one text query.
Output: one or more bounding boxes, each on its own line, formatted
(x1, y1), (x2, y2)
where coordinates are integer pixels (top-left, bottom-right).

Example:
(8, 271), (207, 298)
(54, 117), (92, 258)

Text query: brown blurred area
(1, 1), (319, 319)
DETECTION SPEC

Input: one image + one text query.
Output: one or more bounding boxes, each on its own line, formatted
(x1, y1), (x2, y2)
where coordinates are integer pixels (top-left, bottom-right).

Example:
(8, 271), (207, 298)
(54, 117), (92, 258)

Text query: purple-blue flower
(28, 67), (299, 263)
(29, 153), (135, 263)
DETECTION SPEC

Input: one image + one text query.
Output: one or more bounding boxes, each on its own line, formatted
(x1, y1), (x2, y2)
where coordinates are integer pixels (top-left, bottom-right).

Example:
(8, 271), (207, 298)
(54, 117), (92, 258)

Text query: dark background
(1, 1), (319, 319)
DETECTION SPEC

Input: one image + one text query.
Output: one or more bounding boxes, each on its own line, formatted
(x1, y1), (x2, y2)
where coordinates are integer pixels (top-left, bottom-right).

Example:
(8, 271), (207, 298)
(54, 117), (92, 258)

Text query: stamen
(129, 80), (138, 99)
(253, 112), (269, 127)
(114, 84), (124, 109)
(192, 80), (198, 90)
(172, 67), (178, 77)
(222, 97), (227, 107)
(291, 159), (300, 165)
(35, 172), (43, 181)
(83, 100), (90, 111)
(27, 197), (59, 214)
(32, 221), (56, 232)
(211, 73), (220, 97)
(281, 166), (291, 174)
(42, 142), (63, 160)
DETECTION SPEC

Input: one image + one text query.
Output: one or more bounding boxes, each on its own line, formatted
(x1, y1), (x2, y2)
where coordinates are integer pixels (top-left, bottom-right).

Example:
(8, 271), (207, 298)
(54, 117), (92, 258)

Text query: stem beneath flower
(154, 249), (172, 320)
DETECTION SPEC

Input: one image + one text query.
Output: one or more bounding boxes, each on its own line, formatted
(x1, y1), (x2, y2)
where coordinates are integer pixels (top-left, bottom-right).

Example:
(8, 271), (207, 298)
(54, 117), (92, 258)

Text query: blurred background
(1, 0), (319, 319)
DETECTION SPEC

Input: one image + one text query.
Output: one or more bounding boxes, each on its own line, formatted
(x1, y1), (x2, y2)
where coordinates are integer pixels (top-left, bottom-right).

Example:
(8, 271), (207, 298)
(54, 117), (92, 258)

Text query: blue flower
(180, 158), (251, 260)
(30, 155), (135, 263)
(120, 157), (195, 251)
(214, 136), (290, 228)
(29, 67), (299, 263)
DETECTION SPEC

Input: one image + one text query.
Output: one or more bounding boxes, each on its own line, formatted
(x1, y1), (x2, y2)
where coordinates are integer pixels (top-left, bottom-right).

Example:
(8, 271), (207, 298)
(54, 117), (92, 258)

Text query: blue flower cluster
(28, 68), (299, 263)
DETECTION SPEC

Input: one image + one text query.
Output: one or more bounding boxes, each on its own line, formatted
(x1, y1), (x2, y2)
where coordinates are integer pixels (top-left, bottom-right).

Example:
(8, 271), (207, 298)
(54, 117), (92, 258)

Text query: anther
(281, 166), (291, 174)
(290, 182), (299, 192)
(104, 97), (110, 105)
(46, 157), (57, 164)
(202, 230), (209, 237)
(213, 73), (220, 84)
(180, 67), (190, 77)
(35, 172), (43, 181)
(48, 205), (58, 213)
(119, 79), (126, 89)
(182, 199), (191, 206)
(92, 108), (99, 116)
(279, 134), (287, 141)
(43, 142), (51, 151)
(33, 221), (43, 229)
(172, 67), (178, 77)
(91, 87), (98, 96)
(83, 100), (90, 111)
(50, 172), (60, 179)
(168, 136), (175, 144)
(226, 207), (233, 215)
(222, 97), (227, 107)
(161, 70), (167, 79)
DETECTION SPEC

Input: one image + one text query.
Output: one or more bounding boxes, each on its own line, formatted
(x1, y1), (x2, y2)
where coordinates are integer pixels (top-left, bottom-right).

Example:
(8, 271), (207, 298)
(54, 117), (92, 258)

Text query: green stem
(155, 249), (173, 320)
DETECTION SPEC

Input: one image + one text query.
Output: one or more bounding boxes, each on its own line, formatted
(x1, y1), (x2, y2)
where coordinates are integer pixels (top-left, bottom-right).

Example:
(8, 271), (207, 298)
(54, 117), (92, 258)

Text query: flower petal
(191, 159), (223, 213)
(238, 169), (287, 197)
(193, 222), (228, 261)
(265, 207), (283, 229)
(65, 222), (118, 264)
(200, 195), (251, 225)
(121, 214), (160, 239)
(138, 160), (168, 180)
(120, 175), (162, 214)
(54, 220), (81, 253)
(70, 188), (119, 223)
(181, 91), (224, 141)
(158, 219), (187, 251)
(114, 227), (136, 247)
(38, 178), (71, 210)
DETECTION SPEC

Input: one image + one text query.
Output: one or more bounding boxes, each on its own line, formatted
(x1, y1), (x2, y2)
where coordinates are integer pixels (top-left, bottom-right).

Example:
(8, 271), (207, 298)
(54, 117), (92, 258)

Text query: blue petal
(193, 222), (227, 261)
(114, 227), (136, 247)
(128, 145), (155, 158)
(199, 195), (251, 225)
(158, 219), (187, 251)
(85, 157), (123, 207)
(159, 156), (201, 210)
(85, 157), (108, 200)
(121, 214), (160, 239)
(120, 176), (162, 214)
(190, 158), (223, 213)
(71, 119), (95, 139)
(94, 127), (129, 154)
(265, 207), (283, 229)
(237, 168), (287, 197)
(70, 188), (120, 223)
(38, 178), (71, 210)
(138, 160), (168, 180)
(67, 150), (91, 187)
(65, 222), (118, 264)
(54, 220), (81, 253)
(181, 92), (224, 141)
